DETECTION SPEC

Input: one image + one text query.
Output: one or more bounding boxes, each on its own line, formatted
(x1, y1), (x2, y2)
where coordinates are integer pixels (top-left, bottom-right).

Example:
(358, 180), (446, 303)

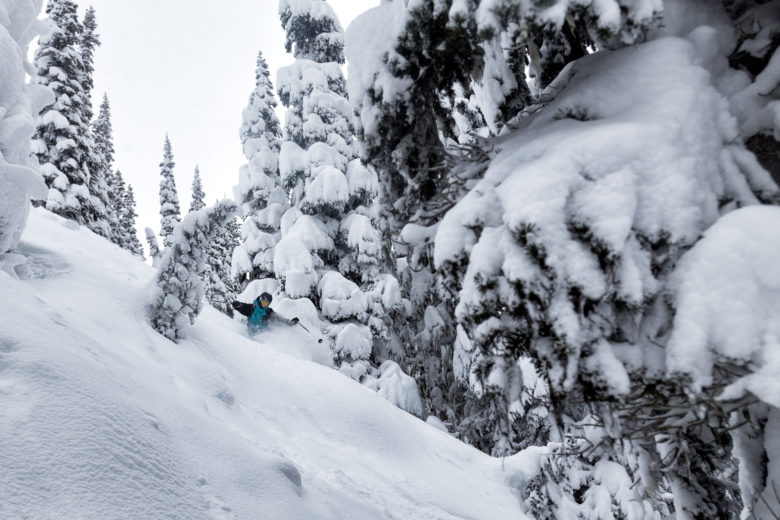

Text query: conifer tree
(91, 94), (122, 243)
(231, 51), (286, 289)
(346, 0), (668, 435)
(148, 200), (238, 342)
(225, 217), (241, 262)
(112, 169), (128, 245)
(347, 1), (780, 517)
(205, 213), (240, 317)
(276, 0), (399, 375)
(122, 184), (144, 257)
(241, 52), (282, 147)
(145, 228), (162, 267)
(188, 163), (239, 315)
(158, 134), (180, 248)
(189, 165), (205, 213)
(32, 0), (94, 224)
(473, 31), (530, 134)
(79, 7), (98, 102)
(188, 164), (239, 315)
(348, 0), (660, 226)
(78, 6), (111, 239)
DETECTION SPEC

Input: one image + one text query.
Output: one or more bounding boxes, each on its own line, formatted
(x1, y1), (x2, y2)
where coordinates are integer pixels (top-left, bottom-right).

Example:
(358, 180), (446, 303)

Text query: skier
(231, 292), (298, 335)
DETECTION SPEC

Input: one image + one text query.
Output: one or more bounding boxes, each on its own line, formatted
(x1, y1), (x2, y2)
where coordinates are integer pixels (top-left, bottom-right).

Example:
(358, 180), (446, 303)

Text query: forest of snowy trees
(1, 0), (779, 518)
(21, 0), (144, 255)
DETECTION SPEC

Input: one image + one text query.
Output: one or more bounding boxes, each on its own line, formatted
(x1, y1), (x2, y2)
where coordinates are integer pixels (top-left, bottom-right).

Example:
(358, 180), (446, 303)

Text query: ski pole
(294, 321), (323, 343)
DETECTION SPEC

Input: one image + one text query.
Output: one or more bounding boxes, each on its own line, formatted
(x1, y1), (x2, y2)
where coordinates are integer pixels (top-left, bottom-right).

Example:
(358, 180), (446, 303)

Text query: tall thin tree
(112, 169), (128, 247)
(122, 184), (144, 258)
(158, 134), (180, 248)
(189, 165), (205, 213)
(32, 0), (93, 224)
(231, 50), (286, 289)
(79, 6), (111, 238)
(91, 93), (122, 243)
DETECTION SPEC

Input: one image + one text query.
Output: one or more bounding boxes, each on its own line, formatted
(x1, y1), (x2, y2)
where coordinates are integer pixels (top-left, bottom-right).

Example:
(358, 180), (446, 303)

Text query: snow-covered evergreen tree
(148, 200), (238, 342)
(78, 6), (111, 239)
(158, 134), (180, 248)
(276, 0), (396, 374)
(122, 184), (144, 258)
(346, 0), (661, 225)
(111, 169), (128, 246)
(91, 93), (122, 244)
(717, 0), (780, 183)
(393, 153), (490, 442)
(345, 0), (666, 434)
(0, 0), (48, 258)
(231, 50), (286, 289)
(347, 0), (780, 516)
(205, 213), (240, 317)
(32, 0), (95, 225)
(241, 51), (282, 148)
(145, 227), (162, 268)
(189, 165), (205, 213)
(79, 7), (98, 91)
(189, 164), (238, 316)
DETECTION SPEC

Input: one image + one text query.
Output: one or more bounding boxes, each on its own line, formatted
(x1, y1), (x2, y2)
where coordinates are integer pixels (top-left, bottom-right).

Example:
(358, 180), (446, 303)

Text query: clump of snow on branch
(668, 205), (780, 403)
(334, 322), (372, 362)
(319, 271), (367, 322)
(273, 235), (319, 298)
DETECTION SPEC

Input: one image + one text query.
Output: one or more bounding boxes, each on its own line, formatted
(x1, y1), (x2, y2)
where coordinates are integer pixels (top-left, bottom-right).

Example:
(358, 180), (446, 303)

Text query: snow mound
(334, 322), (372, 360)
(364, 360), (424, 416)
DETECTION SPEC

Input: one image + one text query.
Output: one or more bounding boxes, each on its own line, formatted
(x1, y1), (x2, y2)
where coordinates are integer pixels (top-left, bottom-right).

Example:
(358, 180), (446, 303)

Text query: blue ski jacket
(231, 298), (282, 333)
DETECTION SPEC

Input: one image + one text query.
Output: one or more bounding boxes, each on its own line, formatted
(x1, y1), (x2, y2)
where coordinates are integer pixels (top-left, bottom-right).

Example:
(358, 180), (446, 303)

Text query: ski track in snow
(0, 208), (530, 519)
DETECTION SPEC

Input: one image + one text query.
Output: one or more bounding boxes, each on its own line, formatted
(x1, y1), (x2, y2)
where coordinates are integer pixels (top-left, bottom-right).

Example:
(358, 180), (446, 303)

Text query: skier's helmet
(259, 292), (273, 307)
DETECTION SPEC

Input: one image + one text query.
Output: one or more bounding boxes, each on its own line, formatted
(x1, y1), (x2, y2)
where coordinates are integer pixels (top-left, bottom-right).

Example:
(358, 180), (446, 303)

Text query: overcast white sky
(44, 0), (377, 250)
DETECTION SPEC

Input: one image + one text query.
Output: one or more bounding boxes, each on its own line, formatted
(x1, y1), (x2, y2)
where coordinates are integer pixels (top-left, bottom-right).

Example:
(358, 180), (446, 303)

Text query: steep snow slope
(0, 208), (531, 519)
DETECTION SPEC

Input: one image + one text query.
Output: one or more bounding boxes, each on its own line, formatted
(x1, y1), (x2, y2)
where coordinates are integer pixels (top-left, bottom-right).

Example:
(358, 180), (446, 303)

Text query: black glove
(290, 317), (299, 325)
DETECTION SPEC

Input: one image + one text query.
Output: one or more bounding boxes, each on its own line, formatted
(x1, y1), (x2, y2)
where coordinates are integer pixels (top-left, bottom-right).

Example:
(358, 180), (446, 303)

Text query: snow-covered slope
(0, 208), (531, 519)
